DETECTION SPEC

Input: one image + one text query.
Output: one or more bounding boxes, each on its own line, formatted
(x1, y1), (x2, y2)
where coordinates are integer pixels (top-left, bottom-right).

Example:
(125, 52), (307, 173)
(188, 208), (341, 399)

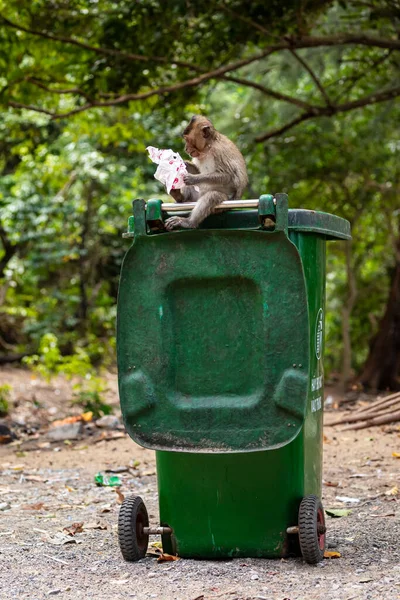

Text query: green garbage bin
(116, 194), (351, 564)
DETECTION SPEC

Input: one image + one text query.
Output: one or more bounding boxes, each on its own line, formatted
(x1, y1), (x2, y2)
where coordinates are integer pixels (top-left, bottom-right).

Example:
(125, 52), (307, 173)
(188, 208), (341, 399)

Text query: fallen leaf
(151, 541), (163, 549)
(83, 521), (107, 530)
(325, 508), (352, 518)
(81, 411), (93, 422)
(43, 532), (82, 545)
(99, 504), (112, 513)
(10, 464), (25, 471)
(323, 480), (339, 487)
(63, 522), (84, 536)
(324, 550), (341, 559)
(392, 452), (400, 458)
(157, 553), (179, 563)
(336, 496), (360, 504)
(385, 485), (398, 496)
(0, 435), (12, 444)
(23, 502), (46, 511)
(51, 415), (82, 427)
(370, 513), (395, 518)
(37, 442), (51, 449)
(115, 488), (125, 504)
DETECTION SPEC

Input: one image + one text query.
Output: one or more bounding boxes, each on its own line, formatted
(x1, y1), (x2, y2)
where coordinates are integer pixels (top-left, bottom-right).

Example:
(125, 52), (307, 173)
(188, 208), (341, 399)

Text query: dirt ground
(0, 367), (399, 600)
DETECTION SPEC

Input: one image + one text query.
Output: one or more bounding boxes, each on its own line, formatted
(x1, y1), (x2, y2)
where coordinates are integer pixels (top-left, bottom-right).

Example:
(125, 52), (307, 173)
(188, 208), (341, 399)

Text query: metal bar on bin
(143, 526), (173, 535)
(159, 199), (271, 211)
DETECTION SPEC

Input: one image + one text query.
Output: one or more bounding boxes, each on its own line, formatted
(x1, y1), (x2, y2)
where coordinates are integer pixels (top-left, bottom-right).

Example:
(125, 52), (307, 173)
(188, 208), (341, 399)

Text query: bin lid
(175, 208), (351, 240)
(288, 209), (351, 240)
(117, 226), (310, 453)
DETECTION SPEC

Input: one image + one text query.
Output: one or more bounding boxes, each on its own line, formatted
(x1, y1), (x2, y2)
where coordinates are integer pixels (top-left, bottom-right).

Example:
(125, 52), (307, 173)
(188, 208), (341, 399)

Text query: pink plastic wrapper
(146, 146), (188, 193)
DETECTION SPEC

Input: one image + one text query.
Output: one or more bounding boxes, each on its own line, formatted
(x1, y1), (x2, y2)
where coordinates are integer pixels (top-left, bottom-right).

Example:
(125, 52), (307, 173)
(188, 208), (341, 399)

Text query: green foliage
(71, 379), (113, 419)
(23, 333), (97, 381)
(23, 334), (63, 381)
(0, 384), (11, 416)
(23, 333), (112, 416)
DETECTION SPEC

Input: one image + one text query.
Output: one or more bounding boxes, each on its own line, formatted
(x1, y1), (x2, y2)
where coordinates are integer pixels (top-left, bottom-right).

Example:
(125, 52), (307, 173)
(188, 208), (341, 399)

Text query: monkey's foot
(164, 216), (195, 231)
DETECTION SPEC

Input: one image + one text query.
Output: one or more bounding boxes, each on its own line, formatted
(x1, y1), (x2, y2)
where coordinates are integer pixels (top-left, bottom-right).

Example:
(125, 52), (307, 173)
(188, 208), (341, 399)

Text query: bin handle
(159, 194), (288, 234)
(159, 199), (266, 211)
(125, 194), (289, 237)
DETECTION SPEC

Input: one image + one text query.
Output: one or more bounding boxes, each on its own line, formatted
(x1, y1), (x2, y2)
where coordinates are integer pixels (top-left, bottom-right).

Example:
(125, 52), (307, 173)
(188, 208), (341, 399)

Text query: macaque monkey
(165, 116), (248, 231)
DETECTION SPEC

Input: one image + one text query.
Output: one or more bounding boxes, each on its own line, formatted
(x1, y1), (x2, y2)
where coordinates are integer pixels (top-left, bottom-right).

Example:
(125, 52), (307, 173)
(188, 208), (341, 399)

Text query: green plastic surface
(157, 439), (304, 558)
(117, 200), (309, 452)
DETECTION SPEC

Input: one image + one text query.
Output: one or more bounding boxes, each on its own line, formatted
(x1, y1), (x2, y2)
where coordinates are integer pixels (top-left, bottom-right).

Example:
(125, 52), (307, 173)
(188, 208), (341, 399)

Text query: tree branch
(8, 101), (56, 117)
(0, 14), (204, 73)
(336, 84), (400, 111)
(255, 113), (316, 142)
(286, 33), (400, 51)
(5, 11), (400, 126)
(55, 171), (78, 200)
(2, 12), (400, 80)
(255, 84), (400, 142)
(288, 48), (332, 106)
(8, 49), (278, 119)
(334, 49), (394, 101)
(218, 4), (279, 40)
(222, 74), (320, 110)
(26, 77), (94, 103)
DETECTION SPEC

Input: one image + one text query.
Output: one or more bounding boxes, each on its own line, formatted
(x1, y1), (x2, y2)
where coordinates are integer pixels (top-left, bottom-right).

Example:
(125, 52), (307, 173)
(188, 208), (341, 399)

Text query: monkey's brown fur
(165, 116), (248, 230)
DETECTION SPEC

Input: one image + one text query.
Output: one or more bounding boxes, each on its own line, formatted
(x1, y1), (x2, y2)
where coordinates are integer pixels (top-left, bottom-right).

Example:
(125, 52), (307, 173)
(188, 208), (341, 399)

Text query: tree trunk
(358, 236), (400, 391)
(0, 223), (17, 279)
(77, 184), (93, 332)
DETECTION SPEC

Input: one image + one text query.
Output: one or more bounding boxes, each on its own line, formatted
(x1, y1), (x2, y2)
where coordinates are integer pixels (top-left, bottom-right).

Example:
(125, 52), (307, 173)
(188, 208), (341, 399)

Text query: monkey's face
(182, 116), (214, 158)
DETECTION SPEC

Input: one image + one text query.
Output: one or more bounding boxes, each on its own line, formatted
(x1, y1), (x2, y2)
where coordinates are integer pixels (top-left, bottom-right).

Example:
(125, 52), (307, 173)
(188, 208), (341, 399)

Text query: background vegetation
(1, 0), (399, 391)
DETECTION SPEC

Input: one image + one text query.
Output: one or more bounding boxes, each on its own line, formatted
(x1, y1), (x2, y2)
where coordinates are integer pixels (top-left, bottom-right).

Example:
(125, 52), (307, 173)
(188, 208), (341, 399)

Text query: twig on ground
(326, 392), (400, 428)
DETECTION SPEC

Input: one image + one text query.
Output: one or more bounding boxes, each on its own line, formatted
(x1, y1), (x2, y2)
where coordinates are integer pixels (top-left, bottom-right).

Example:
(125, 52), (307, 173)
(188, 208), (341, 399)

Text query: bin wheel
(118, 495), (149, 561)
(298, 494), (326, 564)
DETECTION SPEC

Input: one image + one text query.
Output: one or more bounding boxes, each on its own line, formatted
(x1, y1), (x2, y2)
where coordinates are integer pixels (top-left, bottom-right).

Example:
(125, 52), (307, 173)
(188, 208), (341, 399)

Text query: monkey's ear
(202, 125), (212, 138)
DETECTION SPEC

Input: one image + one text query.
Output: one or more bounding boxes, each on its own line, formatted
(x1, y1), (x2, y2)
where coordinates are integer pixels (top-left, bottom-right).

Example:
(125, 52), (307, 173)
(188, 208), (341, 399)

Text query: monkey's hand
(165, 216), (195, 231)
(183, 173), (200, 186)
